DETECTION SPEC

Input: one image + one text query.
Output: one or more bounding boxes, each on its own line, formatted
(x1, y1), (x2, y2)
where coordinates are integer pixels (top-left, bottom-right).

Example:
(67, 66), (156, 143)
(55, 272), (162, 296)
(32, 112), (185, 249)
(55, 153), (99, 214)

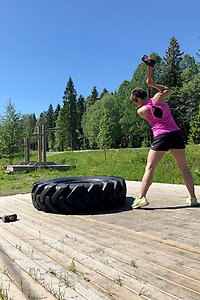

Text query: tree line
(0, 36), (199, 161)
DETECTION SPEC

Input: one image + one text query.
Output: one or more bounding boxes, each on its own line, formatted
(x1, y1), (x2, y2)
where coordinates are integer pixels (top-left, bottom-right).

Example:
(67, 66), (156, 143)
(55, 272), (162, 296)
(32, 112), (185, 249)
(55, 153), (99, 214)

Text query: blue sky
(0, 0), (199, 117)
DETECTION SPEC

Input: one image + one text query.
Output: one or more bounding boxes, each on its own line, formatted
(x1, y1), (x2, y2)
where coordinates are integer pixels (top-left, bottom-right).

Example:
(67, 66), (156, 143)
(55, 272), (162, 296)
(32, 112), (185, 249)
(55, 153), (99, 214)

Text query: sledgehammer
(141, 55), (156, 97)
(1, 214), (17, 223)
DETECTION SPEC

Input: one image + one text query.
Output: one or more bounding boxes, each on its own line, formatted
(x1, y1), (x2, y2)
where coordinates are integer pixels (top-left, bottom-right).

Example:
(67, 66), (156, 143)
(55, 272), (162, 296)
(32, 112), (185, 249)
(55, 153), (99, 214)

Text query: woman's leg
(139, 149), (166, 198)
(170, 148), (196, 197)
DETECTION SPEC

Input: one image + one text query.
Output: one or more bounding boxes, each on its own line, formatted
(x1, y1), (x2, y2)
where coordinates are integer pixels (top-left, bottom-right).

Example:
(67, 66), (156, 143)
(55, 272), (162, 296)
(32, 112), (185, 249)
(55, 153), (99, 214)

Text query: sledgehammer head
(141, 55), (156, 67)
(2, 214), (17, 223)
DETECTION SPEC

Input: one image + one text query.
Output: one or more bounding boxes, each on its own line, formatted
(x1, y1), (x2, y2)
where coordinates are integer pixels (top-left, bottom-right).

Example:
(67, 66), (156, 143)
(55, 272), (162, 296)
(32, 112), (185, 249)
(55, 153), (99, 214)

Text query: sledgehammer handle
(147, 66), (152, 97)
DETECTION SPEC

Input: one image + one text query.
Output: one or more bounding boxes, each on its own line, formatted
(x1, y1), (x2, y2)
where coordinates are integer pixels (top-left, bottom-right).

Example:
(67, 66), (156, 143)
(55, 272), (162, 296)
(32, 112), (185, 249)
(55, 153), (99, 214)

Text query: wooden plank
(0, 233), (112, 300)
(0, 221), (147, 300)
(0, 181), (200, 300)
(0, 223), (143, 299)
(0, 272), (28, 300)
(1, 205), (197, 298)
(0, 244), (57, 299)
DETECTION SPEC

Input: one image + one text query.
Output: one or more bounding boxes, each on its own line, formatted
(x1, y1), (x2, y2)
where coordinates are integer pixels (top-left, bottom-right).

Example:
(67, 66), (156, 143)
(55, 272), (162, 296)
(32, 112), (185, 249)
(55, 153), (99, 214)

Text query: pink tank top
(144, 98), (180, 137)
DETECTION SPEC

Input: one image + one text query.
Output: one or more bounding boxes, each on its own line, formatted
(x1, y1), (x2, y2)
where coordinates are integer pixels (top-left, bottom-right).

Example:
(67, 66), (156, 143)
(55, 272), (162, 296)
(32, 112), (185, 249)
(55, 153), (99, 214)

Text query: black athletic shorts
(151, 130), (186, 151)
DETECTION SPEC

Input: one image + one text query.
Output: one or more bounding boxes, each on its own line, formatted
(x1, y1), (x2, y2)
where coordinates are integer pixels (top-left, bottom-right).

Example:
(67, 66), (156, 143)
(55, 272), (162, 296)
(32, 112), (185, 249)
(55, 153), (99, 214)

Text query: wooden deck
(0, 181), (200, 300)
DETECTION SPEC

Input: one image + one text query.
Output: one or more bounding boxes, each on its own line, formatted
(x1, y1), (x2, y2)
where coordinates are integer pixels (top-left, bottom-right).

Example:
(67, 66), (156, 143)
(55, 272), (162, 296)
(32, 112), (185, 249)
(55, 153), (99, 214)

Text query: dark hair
(130, 88), (147, 101)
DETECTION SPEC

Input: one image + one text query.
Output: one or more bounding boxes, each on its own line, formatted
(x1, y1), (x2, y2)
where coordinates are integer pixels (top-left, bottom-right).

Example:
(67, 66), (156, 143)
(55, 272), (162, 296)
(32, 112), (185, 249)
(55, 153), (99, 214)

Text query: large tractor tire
(31, 176), (126, 214)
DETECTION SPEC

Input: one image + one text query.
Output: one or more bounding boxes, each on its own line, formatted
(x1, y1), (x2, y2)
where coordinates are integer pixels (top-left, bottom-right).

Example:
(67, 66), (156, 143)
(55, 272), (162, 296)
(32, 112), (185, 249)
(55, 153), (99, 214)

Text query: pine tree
(46, 104), (55, 151)
(56, 77), (78, 150)
(55, 103), (69, 151)
(162, 36), (184, 88)
(21, 113), (36, 137)
(180, 54), (199, 83)
(21, 113), (37, 151)
(86, 86), (99, 106)
(158, 37), (185, 136)
(54, 104), (61, 123)
(37, 112), (46, 125)
(100, 88), (109, 99)
(30, 114), (37, 130)
(0, 100), (24, 163)
(77, 95), (85, 149)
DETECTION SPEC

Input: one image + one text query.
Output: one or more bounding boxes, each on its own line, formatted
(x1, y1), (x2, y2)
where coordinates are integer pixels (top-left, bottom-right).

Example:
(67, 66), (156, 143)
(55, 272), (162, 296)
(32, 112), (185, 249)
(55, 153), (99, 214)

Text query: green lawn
(0, 145), (200, 196)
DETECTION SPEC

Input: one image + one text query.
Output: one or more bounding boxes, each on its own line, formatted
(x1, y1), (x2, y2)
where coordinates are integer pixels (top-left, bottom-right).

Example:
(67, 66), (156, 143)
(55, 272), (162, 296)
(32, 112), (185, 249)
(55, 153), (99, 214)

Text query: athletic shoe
(132, 197), (149, 209)
(186, 196), (199, 207)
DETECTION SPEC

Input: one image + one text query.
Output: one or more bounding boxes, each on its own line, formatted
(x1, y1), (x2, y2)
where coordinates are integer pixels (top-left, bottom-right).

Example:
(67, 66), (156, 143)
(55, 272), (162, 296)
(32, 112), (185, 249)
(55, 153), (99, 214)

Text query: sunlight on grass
(0, 145), (199, 196)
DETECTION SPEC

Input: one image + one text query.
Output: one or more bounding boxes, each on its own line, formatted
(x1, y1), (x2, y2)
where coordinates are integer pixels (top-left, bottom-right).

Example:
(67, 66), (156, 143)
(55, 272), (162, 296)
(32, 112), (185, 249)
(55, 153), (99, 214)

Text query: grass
(0, 285), (12, 300)
(0, 145), (200, 196)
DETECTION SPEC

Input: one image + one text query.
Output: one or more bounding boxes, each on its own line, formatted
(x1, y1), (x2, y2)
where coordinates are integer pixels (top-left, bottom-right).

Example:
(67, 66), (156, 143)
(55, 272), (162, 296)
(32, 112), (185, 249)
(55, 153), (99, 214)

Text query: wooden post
(42, 123), (46, 163)
(24, 137), (30, 163)
(37, 125), (42, 163)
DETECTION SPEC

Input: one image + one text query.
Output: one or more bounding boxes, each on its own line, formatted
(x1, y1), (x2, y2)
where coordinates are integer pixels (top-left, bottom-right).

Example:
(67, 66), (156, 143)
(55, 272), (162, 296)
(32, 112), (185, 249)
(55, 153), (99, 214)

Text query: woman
(130, 76), (198, 208)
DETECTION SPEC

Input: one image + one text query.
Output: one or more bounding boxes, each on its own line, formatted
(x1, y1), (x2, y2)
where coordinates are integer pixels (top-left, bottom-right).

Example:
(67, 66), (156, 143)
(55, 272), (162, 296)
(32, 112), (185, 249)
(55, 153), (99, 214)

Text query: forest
(0, 36), (199, 160)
